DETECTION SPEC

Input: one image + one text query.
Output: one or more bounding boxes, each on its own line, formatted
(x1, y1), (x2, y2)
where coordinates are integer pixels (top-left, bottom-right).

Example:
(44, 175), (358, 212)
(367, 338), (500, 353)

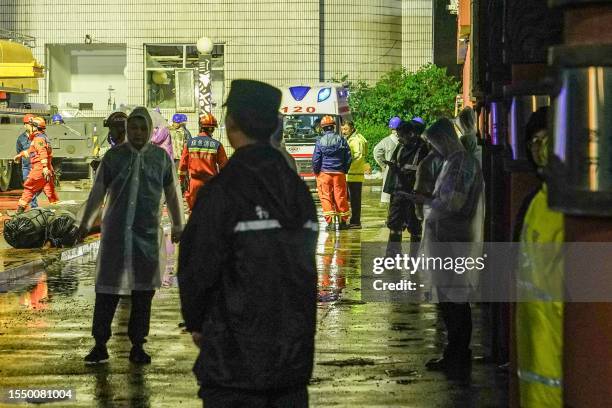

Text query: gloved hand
(42, 167), (51, 181)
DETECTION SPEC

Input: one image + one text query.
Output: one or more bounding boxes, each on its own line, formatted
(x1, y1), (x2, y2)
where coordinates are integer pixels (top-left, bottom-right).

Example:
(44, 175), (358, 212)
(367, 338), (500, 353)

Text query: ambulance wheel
(0, 160), (13, 192)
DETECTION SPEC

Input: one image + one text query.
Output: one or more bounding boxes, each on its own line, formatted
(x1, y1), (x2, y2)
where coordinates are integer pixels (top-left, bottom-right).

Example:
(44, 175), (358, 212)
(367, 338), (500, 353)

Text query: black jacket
(383, 138), (428, 194)
(178, 143), (318, 391)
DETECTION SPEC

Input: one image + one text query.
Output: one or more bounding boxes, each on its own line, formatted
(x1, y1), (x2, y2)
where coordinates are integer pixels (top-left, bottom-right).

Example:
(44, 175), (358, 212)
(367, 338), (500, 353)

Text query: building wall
(1, 0), (434, 140)
(324, 0), (402, 82)
(402, 0), (434, 71)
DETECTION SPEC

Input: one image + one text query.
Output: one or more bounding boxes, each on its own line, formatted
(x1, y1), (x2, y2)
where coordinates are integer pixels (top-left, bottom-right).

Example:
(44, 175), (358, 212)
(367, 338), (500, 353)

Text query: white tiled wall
(323, 0), (403, 83)
(403, 0), (433, 71)
(1, 0), (433, 144)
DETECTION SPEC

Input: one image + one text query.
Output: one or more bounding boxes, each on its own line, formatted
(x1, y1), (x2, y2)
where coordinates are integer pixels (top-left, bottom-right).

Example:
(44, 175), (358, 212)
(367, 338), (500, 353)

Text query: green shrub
(336, 64), (459, 169)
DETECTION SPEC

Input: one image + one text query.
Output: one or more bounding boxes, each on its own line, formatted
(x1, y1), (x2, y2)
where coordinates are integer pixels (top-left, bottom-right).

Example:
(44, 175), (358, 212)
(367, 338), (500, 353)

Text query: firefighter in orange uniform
(14, 116), (59, 214)
(312, 115), (352, 230)
(178, 113), (228, 209)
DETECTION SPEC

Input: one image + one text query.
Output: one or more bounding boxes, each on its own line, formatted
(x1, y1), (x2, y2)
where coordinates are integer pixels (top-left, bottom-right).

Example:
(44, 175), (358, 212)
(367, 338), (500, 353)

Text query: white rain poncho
(78, 107), (184, 295)
(373, 132), (399, 203)
(455, 107), (482, 166)
(419, 118), (484, 303)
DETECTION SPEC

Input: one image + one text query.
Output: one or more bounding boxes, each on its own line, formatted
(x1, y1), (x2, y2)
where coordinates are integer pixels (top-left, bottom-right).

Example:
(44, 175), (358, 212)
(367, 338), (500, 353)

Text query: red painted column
(557, 4), (612, 407)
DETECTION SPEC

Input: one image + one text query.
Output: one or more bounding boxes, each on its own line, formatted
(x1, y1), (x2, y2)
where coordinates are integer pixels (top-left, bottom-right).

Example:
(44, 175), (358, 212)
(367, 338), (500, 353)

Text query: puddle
(0, 232), (178, 307)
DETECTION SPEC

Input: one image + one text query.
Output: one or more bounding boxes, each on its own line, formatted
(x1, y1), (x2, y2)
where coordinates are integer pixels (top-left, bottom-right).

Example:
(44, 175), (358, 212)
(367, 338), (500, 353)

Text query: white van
(279, 84), (352, 182)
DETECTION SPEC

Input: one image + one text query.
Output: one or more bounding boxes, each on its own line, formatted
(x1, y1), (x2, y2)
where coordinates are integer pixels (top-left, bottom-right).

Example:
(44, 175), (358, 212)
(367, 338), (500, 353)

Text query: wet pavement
(0, 185), (508, 407)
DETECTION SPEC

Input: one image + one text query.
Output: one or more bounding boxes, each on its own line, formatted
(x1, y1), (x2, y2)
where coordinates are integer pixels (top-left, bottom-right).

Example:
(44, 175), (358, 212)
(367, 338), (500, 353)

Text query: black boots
(84, 345), (109, 365)
(129, 345), (151, 365)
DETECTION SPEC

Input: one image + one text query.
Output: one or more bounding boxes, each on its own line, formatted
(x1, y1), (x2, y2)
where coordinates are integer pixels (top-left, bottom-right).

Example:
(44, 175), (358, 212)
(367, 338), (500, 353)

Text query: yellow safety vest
(517, 185), (564, 407)
(347, 132), (368, 183)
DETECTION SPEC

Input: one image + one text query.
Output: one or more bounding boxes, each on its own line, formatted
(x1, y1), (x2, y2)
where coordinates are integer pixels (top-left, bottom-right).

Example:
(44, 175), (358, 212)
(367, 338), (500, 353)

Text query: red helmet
(23, 113), (35, 124)
(321, 115), (335, 128)
(199, 113), (218, 128)
(29, 116), (46, 130)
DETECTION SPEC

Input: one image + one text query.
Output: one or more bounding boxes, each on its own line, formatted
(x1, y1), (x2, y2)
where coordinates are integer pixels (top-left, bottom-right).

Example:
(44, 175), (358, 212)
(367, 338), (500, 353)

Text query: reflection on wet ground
(0, 187), (508, 407)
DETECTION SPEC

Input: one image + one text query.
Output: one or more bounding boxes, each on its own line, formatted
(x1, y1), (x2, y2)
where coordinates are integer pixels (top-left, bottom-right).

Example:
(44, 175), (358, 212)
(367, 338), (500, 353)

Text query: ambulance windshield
(283, 114), (327, 142)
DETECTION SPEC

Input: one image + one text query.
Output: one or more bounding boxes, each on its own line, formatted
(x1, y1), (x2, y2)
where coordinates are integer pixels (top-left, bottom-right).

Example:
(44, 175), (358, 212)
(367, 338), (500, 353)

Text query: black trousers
(199, 385), (308, 408)
(347, 181), (362, 225)
(92, 290), (155, 346)
(439, 301), (472, 359)
(386, 193), (421, 236)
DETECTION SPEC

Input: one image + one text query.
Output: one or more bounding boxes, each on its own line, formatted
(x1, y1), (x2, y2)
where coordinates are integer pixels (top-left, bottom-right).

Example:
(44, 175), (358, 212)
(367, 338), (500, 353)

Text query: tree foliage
(335, 64), (459, 169)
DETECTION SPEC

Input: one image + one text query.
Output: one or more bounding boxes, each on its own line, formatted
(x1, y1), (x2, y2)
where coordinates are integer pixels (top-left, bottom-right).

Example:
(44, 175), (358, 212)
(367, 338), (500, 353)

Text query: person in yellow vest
(516, 106), (563, 407)
(342, 120), (368, 229)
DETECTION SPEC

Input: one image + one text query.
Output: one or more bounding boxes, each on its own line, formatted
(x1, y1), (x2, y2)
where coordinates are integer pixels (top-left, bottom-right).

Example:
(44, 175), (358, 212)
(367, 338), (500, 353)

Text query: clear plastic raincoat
(419, 119), (484, 303)
(78, 107), (184, 295)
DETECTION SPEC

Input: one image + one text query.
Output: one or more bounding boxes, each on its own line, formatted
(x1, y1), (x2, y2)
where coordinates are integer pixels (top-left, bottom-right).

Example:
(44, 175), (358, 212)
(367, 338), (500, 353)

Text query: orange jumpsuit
(316, 172), (351, 224)
(178, 132), (228, 209)
(18, 131), (59, 208)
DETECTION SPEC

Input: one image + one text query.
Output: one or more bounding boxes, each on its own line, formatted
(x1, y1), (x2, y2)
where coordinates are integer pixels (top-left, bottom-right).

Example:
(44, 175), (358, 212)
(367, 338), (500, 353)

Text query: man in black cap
(178, 79), (318, 407)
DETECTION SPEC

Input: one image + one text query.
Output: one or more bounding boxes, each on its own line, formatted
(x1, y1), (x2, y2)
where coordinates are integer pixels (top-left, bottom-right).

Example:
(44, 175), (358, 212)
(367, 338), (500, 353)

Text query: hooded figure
(78, 106), (184, 365)
(418, 118), (484, 370)
(455, 107), (482, 165)
(150, 124), (174, 160)
(79, 106), (184, 293)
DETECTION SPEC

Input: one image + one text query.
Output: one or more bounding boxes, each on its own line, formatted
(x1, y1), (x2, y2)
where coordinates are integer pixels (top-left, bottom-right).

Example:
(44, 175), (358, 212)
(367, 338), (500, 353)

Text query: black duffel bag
(3, 208), (53, 248)
(47, 210), (79, 248)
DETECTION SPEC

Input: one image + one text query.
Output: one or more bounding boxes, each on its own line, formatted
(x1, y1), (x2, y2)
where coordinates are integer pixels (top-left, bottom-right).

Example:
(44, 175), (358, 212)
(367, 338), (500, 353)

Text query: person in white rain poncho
(77, 106), (184, 365)
(373, 116), (401, 203)
(402, 118), (484, 371)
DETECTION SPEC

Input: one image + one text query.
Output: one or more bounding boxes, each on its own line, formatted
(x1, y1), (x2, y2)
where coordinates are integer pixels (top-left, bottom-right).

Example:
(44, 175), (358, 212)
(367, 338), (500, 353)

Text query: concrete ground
(0, 185), (508, 407)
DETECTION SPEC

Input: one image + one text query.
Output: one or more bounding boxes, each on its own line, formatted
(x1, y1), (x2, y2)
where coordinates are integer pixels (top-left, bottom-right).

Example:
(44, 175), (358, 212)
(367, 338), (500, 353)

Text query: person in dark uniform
(383, 120), (428, 256)
(178, 80), (318, 408)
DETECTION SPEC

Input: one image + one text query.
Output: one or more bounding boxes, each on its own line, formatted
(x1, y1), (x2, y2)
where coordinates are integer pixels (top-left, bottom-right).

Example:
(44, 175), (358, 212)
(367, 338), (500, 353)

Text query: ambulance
(280, 84), (352, 183)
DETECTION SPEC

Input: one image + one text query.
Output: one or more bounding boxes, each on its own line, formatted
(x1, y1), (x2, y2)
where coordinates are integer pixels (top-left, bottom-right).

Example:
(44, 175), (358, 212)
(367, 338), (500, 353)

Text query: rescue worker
(312, 115), (352, 230)
(405, 118), (484, 371)
(178, 79), (317, 407)
(91, 111), (128, 173)
(383, 120), (428, 255)
(515, 107), (563, 407)
(170, 113), (192, 165)
(178, 113), (228, 210)
(76, 107), (184, 365)
(16, 114), (39, 208)
(374, 116), (401, 203)
(104, 111), (128, 148)
(342, 120), (368, 228)
(14, 116), (59, 213)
